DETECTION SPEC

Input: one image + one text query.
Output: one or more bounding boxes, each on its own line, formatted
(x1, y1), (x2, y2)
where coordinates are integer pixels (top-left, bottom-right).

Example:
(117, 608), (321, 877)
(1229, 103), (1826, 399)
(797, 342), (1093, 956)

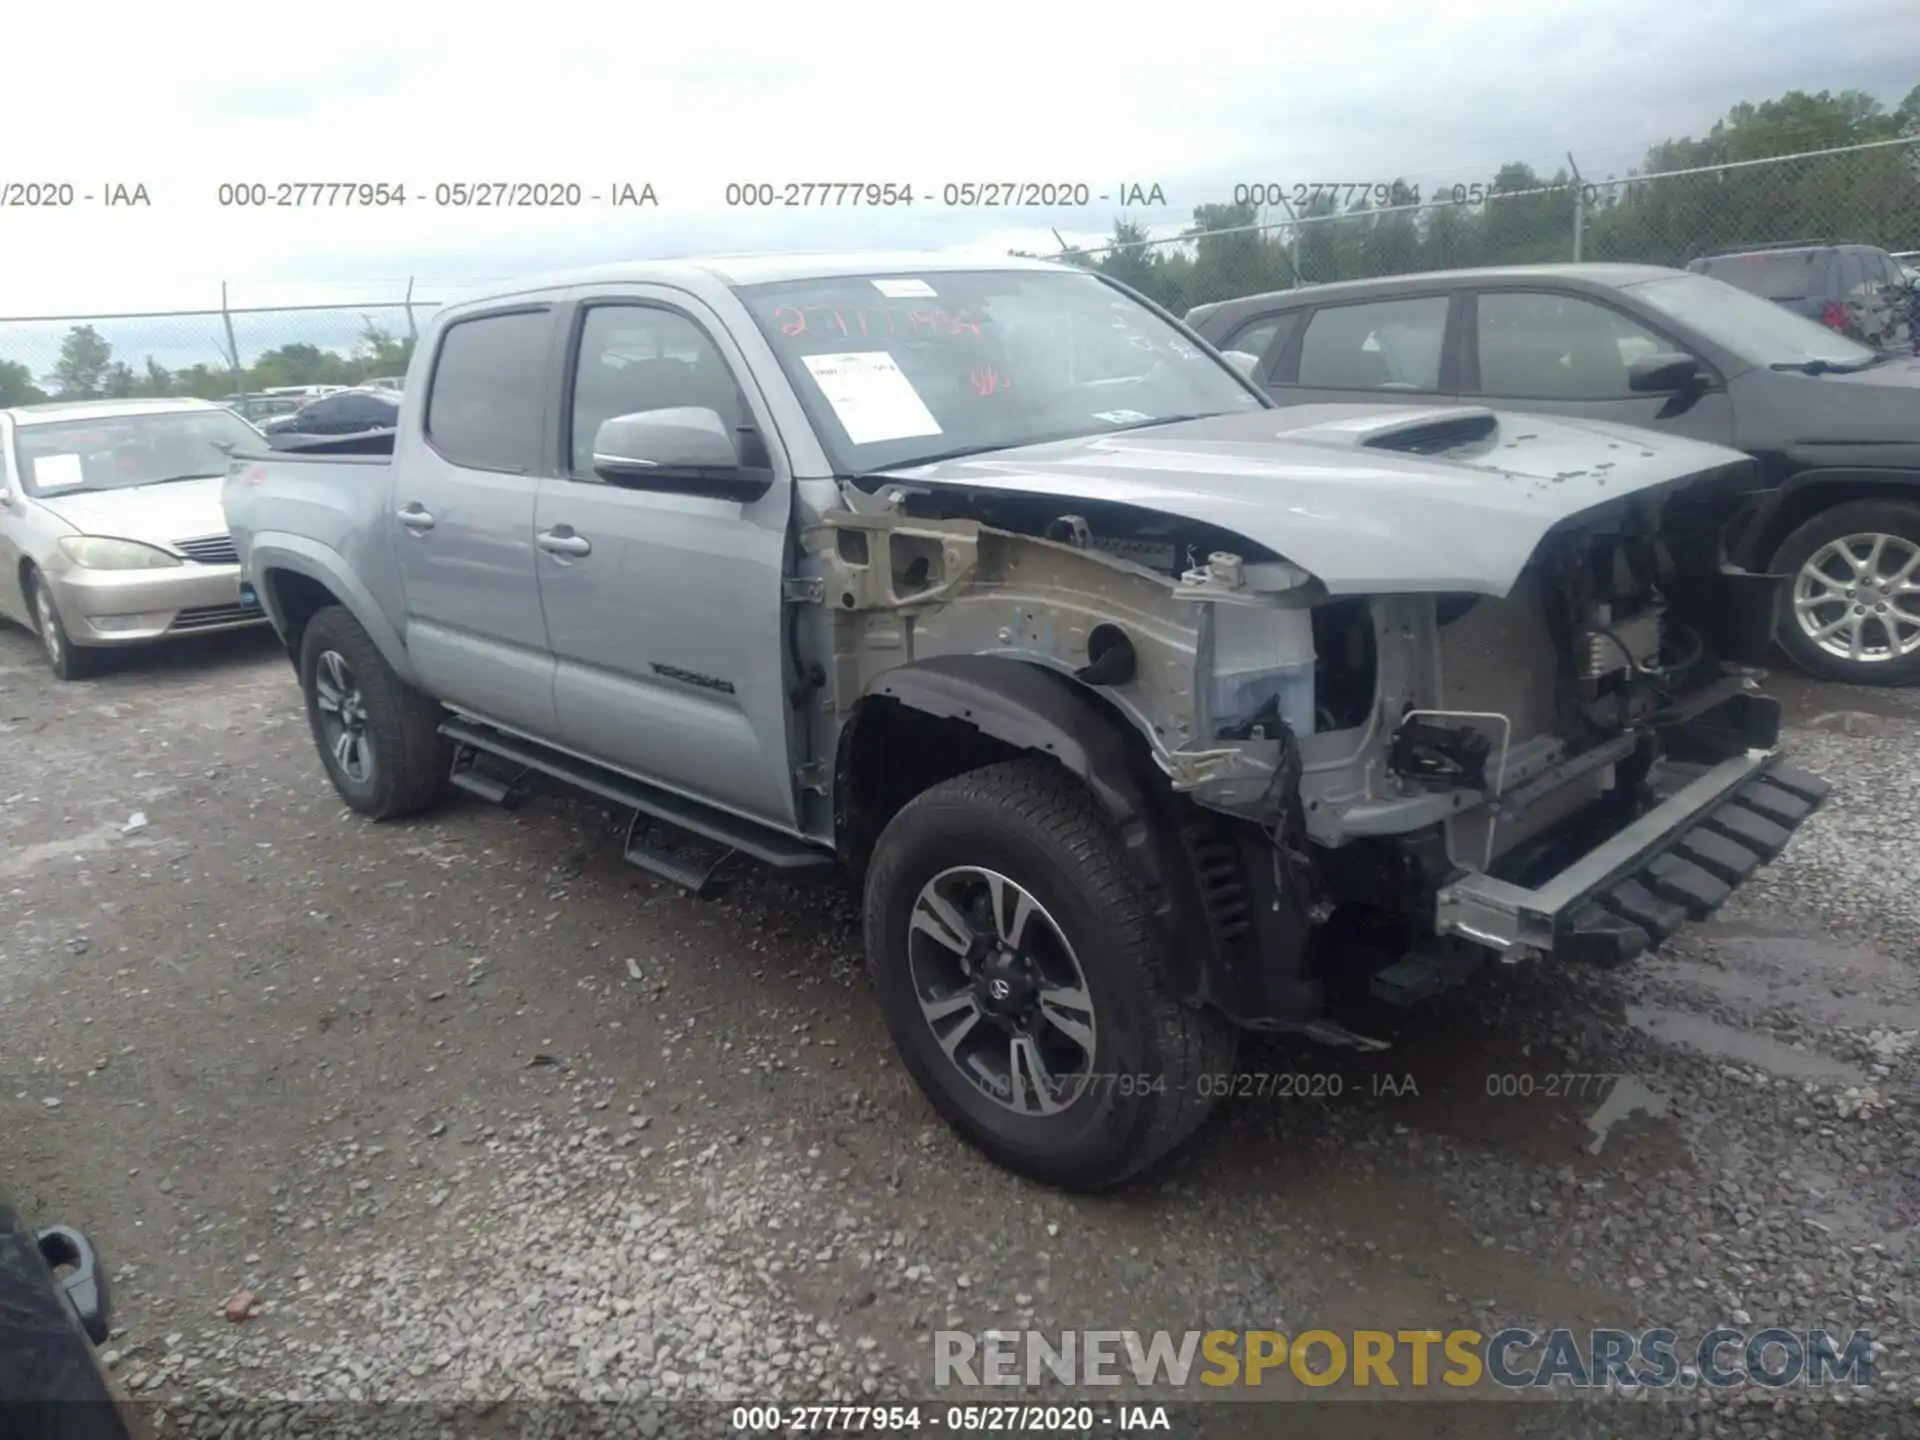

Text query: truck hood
(881, 405), (1757, 597)
(31, 476), (229, 548)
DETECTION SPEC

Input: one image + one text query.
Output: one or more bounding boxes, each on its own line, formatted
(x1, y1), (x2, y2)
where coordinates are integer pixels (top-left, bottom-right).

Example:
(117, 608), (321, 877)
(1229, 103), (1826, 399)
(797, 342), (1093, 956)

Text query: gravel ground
(3, 623), (1918, 1439)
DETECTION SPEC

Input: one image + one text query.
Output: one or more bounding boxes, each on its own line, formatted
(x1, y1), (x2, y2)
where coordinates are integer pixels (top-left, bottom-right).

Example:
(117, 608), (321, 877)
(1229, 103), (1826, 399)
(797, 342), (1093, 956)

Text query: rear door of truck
(395, 302), (561, 737)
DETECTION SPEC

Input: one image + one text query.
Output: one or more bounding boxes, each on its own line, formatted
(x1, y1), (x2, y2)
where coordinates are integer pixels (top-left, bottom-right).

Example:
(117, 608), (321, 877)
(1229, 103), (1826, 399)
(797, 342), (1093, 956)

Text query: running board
(438, 719), (834, 892)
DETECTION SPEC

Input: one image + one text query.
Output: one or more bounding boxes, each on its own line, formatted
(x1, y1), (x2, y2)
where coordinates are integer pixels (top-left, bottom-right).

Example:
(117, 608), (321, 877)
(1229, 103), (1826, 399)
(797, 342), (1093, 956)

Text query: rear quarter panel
(223, 451), (417, 681)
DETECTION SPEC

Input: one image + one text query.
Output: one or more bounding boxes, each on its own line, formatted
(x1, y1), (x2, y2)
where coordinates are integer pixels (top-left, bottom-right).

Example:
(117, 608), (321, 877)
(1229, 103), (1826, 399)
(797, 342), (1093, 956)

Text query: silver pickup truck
(222, 253), (1828, 1191)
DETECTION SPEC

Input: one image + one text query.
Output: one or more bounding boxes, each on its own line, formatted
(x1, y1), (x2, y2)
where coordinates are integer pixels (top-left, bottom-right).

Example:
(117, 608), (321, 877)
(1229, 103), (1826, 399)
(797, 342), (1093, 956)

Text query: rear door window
(425, 309), (552, 473)
(1294, 296), (1449, 391)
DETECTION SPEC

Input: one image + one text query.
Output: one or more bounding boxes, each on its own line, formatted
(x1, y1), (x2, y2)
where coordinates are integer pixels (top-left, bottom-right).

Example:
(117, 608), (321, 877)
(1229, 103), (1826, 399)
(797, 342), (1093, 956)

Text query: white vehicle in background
(0, 398), (271, 679)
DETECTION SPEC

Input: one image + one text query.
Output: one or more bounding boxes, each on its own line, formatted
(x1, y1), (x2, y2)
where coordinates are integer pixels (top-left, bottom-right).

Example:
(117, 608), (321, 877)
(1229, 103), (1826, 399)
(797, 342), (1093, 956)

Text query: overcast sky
(2, 0), (1914, 320)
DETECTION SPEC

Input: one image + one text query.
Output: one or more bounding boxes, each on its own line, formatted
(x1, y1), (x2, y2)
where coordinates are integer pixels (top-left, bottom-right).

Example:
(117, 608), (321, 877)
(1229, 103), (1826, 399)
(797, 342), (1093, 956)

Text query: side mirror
(1628, 352), (1707, 394)
(591, 407), (771, 502)
(1222, 350), (1262, 380)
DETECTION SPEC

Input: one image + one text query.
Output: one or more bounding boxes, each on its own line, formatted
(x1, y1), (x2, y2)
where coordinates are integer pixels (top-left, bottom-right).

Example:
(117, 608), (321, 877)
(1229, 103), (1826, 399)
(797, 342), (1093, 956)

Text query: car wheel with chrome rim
(1770, 500), (1920, 687)
(863, 759), (1235, 1191)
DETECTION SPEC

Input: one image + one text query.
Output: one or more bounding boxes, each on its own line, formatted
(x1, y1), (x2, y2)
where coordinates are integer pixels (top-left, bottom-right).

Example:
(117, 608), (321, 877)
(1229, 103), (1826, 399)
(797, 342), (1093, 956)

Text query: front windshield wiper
(1768, 358), (1880, 375)
(133, 471), (227, 486)
(864, 441), (1025, 473)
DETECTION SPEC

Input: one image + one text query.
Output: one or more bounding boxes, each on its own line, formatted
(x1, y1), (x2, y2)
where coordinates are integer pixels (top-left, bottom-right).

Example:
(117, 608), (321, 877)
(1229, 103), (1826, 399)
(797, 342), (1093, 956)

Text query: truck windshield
(735, 268), (1267, 473)
(13, 408), (263, 498)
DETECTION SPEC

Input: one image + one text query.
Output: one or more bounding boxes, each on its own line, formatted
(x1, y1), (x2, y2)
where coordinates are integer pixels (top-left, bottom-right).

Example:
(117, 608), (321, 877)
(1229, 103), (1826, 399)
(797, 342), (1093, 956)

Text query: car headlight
(56, 536), (185, 570)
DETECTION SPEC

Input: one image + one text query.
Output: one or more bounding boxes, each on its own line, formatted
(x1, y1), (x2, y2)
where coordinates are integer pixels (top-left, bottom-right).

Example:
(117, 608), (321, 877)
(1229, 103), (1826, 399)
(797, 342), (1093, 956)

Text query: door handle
(537, 529), (592, 557)
(397, 504), (435, 531)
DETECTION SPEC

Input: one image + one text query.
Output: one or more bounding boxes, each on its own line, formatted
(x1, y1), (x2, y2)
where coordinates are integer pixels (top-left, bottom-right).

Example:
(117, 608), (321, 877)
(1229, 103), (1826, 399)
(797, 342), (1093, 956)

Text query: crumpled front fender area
(841, 657), (1320, 1026)
(848, 652), (1175, 936)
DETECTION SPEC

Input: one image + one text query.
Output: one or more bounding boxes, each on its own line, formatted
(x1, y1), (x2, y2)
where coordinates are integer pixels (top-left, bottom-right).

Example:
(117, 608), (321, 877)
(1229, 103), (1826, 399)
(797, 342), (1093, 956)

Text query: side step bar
(439, 718), (834, 897)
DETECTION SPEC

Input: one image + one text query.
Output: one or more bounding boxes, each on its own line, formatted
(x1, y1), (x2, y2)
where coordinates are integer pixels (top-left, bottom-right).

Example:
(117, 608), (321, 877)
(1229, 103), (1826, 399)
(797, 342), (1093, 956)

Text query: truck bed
(242, 428), (397, 457)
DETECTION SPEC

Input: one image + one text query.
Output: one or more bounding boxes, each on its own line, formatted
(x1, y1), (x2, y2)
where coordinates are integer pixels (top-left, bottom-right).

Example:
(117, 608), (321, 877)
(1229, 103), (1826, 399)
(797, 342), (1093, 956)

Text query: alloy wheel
(1791, 532), (1920, 665)
(906, 866), (1097, 1117)
(312, 649), (376, 785)
(33, 583), (62, 667)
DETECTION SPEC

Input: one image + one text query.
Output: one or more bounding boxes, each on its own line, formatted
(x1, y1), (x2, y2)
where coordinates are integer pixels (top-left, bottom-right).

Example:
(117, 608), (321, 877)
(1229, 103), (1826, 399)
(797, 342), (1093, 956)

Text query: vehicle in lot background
(223, 253), (1828, 1191)
(218, 393), (305, 425)
(258, 386), (401, 438)
(1686, 240), (1913, 352)
(0, 398), (270, 679)
(1187, 263), (1920, 686)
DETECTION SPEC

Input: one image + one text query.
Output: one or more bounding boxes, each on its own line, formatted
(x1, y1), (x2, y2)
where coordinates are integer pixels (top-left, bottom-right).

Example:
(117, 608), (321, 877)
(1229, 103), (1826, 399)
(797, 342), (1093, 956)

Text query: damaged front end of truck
(814, 403), (1831, 1037)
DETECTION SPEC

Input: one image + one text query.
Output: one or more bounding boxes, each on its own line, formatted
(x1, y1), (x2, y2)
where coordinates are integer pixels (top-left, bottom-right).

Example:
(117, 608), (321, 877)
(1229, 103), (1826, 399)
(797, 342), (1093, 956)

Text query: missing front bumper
(1434, 751), (1831, 966)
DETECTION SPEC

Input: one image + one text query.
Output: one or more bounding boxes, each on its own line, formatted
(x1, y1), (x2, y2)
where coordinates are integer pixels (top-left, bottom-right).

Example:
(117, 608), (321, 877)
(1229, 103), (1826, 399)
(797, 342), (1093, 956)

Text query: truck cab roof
(445, 251), (1076, 306)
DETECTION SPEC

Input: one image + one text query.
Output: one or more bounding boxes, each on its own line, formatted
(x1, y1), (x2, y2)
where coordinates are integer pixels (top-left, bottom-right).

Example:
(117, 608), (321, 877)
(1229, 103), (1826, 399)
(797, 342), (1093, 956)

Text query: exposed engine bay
(816, 445), (1825, 1031)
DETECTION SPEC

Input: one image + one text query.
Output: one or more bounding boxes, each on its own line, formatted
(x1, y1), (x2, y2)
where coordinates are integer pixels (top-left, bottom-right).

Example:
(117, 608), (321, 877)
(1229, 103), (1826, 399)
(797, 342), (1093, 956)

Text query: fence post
(220, 282), (248, 403)
(1274, 194), (1305, 288)
(1567, 152), (1585, 263)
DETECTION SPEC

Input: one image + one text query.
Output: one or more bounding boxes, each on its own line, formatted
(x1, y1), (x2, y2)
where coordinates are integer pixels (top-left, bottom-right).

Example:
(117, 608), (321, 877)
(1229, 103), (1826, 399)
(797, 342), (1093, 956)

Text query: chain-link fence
(2, 138), (1915, 407)
(1052, 137), (1920, 314)
(0, 293), (442, 409)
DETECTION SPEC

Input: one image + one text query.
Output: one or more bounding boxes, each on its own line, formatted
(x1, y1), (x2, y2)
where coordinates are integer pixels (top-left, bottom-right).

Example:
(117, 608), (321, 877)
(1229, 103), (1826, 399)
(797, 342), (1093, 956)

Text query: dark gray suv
(1187, 263), (1920, 687)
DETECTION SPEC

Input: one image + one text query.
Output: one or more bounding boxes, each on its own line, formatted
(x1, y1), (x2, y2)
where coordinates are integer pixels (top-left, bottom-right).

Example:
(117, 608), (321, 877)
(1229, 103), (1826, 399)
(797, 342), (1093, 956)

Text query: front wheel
(298, 605), (449, 818)
(1769, 500), (1920, 686)
(26, 569), (104, 681)
(863, 759), (1236, 1191)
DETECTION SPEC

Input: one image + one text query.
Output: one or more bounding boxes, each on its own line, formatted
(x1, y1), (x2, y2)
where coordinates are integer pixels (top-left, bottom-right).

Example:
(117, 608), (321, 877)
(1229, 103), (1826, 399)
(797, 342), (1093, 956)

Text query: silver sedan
(0, 398), (272, 679)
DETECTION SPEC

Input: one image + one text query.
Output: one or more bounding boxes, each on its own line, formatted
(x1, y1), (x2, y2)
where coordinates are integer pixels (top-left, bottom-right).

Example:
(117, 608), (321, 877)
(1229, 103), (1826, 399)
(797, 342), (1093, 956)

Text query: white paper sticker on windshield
(872, 278), (937, 299)
(801, 351), (943, 446)
(1094, 409), (1153, 425)
(32, 454), (86, 491)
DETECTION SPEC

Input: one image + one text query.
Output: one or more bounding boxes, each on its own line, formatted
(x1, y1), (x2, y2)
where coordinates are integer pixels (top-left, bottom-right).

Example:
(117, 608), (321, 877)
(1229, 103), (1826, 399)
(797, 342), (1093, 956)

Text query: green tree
(1185, 201), (1290, 304)
(101, 361), (138, 399)
(170, 364), (231, 401)
(355, 318), (414, 376)
(1294, 193), (1343, 284)
(47, 324), (113, 397)
(142, 357), (174, 397)
(249, 342), (334, 388)
(0, 359), (47, 406)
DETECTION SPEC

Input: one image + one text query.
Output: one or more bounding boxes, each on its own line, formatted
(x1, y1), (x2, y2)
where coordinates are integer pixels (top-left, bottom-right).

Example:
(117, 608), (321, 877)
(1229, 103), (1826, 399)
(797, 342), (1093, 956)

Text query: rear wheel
(1770, 500), (1920, 686)
(26, 569), (104, 681)
(863, 759), (1236, 1191)
(298, 605), (449, 818)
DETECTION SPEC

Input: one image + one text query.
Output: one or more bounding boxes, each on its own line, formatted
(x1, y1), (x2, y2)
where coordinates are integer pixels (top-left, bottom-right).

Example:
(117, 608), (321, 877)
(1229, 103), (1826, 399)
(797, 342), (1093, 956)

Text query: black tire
(298, 605), (449, 819)
(863, 758), (1237, 1191)
(1768, 500), (1920, 687)
(25, 568), (105, 681)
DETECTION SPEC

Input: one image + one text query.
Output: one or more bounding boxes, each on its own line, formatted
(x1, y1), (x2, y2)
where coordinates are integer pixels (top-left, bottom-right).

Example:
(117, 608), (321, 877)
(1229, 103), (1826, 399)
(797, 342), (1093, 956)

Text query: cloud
(0, 0), (1910, 327)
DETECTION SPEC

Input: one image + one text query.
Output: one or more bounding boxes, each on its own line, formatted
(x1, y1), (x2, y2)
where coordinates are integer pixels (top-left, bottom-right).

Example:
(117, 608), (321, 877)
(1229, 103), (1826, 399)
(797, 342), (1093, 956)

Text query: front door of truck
(392, 303), (559, 737)
(532, 289), (800, 831)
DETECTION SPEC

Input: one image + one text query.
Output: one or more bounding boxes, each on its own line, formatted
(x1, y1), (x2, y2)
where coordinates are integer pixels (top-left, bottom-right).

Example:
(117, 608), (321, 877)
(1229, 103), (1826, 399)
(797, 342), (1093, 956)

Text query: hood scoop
(1279, 406), (1501, 456)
